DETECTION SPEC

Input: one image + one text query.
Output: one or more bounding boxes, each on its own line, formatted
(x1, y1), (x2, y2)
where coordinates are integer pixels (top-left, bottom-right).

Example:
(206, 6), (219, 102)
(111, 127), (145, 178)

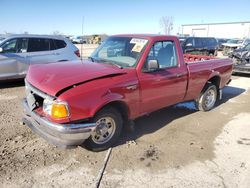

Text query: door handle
(176, 73), (184, 78)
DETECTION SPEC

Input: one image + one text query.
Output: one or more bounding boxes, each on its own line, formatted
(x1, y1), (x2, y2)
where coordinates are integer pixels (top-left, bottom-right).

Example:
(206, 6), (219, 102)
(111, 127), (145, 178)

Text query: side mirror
(186, 43), (192, 47)
(0, 47), (3, 53)
(143, 59), (159, 72)
(148, 60), (159, 70)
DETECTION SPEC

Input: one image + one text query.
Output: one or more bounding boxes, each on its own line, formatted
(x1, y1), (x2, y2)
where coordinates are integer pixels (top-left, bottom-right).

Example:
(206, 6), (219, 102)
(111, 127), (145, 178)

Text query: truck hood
(26, 60), (127, 96)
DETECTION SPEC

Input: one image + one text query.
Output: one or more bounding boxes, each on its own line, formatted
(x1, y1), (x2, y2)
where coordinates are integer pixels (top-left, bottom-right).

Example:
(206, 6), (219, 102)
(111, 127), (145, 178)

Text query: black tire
(84, 107), (123, 152)
(196, 83), (217, 111)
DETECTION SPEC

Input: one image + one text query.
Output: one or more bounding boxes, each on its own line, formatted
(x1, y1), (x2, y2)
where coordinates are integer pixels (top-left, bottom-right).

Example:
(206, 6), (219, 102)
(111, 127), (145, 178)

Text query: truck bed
(184, 54), (216, 63)
(183, 54), (232, 101)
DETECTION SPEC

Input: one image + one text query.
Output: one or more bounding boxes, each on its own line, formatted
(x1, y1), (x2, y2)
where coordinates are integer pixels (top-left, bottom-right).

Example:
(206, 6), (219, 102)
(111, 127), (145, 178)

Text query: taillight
(74, 50), (80, 57)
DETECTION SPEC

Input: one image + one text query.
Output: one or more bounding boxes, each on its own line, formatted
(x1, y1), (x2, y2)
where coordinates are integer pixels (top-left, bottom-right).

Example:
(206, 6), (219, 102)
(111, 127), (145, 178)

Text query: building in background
(181, 21), (250, 39)
(64, 34), (108, 44)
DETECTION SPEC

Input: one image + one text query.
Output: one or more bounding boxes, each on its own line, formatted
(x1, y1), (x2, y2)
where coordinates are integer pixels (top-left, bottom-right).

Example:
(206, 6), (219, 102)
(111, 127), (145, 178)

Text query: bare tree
(160, 16), (174, 35)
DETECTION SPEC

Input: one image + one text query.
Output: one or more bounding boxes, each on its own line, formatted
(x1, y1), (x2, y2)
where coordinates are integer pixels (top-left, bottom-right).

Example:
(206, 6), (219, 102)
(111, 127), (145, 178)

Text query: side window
(27, 38), (50, 52)
(49, 39), (56, 50)
(146, 41), (178, 69)
(185, 38), (194, 46)
(54, 39), (67, 50)
(17, 38), (28, 53)
(194, 38), (203, 48)
(0, 39), (18, 53)
(209, 38), (218, 46)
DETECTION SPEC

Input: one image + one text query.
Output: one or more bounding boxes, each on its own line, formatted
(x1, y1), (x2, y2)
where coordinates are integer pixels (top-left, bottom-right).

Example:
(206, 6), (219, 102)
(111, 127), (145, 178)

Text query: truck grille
(25, 79), (55, 111)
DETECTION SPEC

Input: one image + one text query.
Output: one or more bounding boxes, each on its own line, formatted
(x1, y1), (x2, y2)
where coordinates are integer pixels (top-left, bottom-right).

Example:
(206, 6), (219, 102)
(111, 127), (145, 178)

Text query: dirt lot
(0, 75), (250, 188)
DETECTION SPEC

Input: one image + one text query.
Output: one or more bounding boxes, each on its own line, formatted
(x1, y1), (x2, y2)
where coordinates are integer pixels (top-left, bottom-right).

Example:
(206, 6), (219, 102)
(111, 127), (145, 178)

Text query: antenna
(81, 16), (84, 60)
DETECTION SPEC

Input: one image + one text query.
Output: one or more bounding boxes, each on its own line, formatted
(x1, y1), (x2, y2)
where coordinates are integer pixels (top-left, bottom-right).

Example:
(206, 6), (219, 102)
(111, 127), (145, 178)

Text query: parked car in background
(217, 38), (229, 50)
(233, 51), (250, 74)
(182, 37), (218, 56)
(230, 42), (250, 59)
(72, 36), (87, 44)
(221, 39), (243, 56)
(177, 36), (187, 46)
(241, 38), (250, 47)
(222, 39), (243, 48)
(230, 43), (250, 74)
(0, 35), (80, 81)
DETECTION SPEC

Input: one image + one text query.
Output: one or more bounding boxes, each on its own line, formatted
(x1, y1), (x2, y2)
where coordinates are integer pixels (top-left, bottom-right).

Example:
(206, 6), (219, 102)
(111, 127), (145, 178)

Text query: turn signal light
(51, 103), (69, 119)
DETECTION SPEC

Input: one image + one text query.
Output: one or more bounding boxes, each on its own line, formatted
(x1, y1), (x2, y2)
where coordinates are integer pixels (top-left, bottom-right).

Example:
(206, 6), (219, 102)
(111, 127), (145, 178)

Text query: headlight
(43, 99), (53, 115)
(43, 99), (69, 119)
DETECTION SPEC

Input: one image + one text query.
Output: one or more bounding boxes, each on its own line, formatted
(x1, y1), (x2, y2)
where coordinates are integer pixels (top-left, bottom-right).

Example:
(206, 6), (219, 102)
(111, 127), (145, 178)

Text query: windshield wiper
(105, 61), (123, 69)
(98, 58), (124, 69)
(88, 57), (123, 69)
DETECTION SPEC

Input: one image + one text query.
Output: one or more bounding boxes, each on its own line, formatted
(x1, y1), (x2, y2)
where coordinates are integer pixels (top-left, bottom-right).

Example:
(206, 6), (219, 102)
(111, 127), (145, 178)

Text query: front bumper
(22, 99), (96, 148)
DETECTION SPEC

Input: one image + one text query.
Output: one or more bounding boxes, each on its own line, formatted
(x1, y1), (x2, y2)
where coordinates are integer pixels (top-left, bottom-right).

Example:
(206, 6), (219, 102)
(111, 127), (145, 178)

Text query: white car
(0, 34), (80, 81)
(72, 36), (87, 44)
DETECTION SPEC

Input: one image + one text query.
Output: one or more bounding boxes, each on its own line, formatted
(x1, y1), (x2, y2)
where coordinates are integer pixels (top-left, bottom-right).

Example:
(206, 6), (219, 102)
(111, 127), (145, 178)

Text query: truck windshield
(90, 37), (148, 68)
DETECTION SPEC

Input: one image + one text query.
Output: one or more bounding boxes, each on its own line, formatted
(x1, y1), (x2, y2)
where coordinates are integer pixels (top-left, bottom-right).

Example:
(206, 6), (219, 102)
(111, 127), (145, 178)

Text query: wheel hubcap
(204, 89), (216, 109)
(92, 117), (116, 144)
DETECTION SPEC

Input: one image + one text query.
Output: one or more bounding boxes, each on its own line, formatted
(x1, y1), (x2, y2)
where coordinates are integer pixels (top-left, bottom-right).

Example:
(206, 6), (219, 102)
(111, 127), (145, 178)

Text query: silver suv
(0, 35), (80, 81)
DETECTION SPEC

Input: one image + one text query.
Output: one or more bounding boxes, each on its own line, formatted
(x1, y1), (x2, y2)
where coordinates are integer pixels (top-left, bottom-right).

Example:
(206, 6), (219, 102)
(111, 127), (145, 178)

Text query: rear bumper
(22, 99), (96, 148)
(233, 64), (250, 74)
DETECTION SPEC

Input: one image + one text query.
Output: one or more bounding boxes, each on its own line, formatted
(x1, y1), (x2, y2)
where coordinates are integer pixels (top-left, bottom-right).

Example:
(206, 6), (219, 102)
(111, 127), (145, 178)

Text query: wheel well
(98, 101), (129, 123)
(207, 76), (220, 89)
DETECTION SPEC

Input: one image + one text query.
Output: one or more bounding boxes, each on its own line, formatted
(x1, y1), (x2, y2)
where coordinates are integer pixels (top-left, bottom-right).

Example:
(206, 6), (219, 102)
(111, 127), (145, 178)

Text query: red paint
(27, 60), (126, 96)
(26, 35), (233, 123)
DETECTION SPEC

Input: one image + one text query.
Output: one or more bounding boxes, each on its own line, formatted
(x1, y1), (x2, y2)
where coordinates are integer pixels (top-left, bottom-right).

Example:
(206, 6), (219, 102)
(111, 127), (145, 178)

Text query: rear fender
(208, 72), (221, 88)
(200, 71), (221, 94)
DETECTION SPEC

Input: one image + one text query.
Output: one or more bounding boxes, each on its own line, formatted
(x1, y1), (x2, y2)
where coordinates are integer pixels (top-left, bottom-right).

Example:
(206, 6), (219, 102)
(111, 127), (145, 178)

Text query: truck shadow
(218, 86), (245, 104)
(118, 106), (196, 144)
(0, 79), (24, 89)
(233, 73), (250, 78)
(117, 85), (245, 146)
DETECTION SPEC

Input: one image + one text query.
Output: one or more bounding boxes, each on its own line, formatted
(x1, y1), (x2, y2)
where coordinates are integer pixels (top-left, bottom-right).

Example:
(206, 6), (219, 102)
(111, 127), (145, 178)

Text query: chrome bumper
(22, 99), (96, 148)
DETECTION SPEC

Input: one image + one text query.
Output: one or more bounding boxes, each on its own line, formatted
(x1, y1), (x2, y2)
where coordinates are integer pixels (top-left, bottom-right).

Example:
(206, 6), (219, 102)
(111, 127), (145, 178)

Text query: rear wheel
(84, 107), (123, 151)
(196, 83), (217, 111)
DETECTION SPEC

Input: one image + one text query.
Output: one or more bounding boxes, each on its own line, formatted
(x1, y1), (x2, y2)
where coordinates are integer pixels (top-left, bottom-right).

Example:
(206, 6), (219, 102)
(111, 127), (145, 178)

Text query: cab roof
(111, 34), (178, 40)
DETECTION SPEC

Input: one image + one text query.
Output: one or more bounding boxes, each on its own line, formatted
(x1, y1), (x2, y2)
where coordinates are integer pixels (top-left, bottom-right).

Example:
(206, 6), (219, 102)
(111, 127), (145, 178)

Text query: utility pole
(81, 16), (84, 60)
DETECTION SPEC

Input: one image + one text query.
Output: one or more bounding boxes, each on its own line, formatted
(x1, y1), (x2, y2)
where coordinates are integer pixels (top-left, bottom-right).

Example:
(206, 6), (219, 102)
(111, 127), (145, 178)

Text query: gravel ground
(0, 75), (250, 188)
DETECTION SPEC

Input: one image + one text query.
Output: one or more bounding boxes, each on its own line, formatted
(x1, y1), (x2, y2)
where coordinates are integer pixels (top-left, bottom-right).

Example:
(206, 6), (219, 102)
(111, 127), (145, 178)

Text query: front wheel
(84, 107), (123, 151)
(196, 84), (217, 111)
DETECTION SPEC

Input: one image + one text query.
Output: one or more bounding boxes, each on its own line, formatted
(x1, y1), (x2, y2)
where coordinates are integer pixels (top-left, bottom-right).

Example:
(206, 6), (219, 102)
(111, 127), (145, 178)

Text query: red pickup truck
(22, 34), (232, 151)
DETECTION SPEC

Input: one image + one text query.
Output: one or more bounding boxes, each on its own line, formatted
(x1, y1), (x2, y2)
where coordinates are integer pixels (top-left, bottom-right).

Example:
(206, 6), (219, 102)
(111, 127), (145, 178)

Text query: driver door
(138, 40), (188, 114)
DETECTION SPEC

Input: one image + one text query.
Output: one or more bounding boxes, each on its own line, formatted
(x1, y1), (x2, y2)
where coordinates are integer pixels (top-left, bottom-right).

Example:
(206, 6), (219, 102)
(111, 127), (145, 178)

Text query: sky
(1, 0), (250, 36)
